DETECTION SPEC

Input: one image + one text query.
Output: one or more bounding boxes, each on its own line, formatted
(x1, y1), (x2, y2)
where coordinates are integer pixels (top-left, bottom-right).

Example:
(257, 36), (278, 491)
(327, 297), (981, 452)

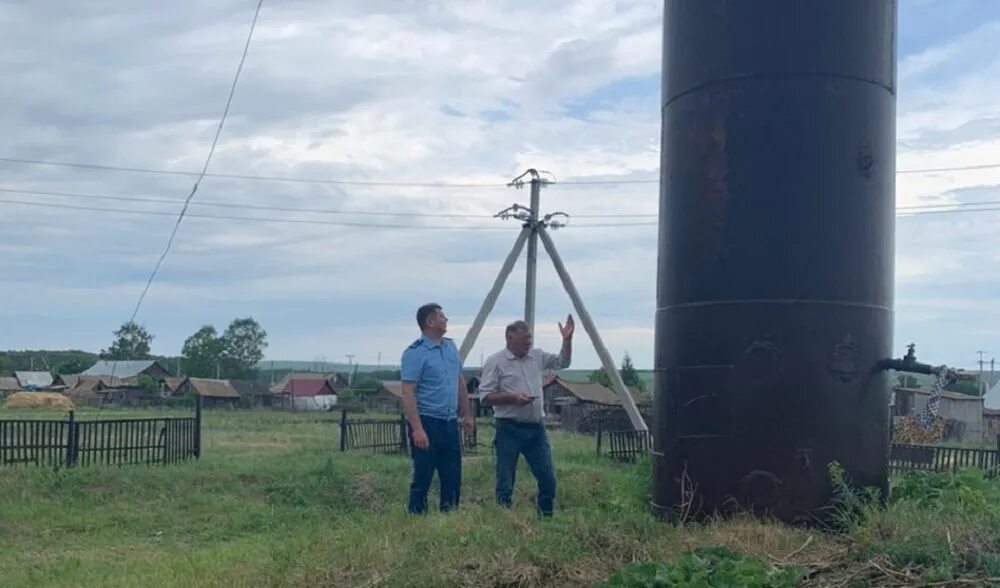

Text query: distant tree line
(1, 317), (268, 380)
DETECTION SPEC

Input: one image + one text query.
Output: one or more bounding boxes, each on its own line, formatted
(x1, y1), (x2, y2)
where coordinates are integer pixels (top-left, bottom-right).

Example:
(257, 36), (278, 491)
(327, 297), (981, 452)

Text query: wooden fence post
(194, 394), (203, 459)
(66, 411), (79, 467)
(340, 410), (348, 452)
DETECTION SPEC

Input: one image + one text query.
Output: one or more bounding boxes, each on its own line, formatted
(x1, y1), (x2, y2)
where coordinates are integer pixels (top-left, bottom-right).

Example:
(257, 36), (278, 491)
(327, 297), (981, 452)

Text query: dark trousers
(407, 415), (461, 514)
(494, 419), (556, 516)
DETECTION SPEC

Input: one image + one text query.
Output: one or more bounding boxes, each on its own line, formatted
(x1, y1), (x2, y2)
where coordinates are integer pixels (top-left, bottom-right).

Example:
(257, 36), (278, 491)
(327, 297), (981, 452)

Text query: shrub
(600, 546), (804, 588)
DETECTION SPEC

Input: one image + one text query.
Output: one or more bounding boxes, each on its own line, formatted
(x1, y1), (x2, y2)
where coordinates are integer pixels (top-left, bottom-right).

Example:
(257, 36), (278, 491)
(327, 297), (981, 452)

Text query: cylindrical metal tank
(653, 0), (897, 522)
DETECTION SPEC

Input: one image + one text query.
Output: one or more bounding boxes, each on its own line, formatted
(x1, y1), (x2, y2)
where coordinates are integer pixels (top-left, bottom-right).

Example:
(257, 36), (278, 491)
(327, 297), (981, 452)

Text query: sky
(1, 0), (999, 370)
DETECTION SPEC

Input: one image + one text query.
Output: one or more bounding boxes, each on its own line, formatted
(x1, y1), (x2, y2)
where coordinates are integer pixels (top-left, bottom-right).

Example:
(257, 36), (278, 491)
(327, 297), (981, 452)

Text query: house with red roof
(278, 377), (339, 411)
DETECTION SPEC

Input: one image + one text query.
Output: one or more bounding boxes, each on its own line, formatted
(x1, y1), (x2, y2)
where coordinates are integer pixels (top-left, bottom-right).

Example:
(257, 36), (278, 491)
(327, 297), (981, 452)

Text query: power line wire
(127, 0), (264, 327)
(3, 157), (998, 188)
(4, 196), (1000, 229)
(0, 198), (513, 230)
(0, 186), (497, 218)
(6, 185), (1000, 220)
(0, 156), (511, 189)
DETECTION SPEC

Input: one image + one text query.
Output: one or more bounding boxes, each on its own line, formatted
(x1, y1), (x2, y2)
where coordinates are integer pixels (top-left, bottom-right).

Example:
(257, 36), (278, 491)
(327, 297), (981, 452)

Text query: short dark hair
(505, 320), (531, 336)
(417, 303), (442, 329)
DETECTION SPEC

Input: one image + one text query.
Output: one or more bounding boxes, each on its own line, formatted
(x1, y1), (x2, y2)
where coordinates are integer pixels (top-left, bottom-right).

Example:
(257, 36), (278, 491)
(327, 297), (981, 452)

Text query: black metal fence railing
(338, 411), (481, 455)
(593, 429), (1000, 478)
(890, 440), (1000, 477)
(0, 399), (202, 468)
(596, 427), (653, 463)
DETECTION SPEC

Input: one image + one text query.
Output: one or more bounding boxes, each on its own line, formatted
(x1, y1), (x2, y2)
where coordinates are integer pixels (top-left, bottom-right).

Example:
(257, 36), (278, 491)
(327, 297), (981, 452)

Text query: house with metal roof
(81, 360), (171, 380)
(14, 371), (54, 390)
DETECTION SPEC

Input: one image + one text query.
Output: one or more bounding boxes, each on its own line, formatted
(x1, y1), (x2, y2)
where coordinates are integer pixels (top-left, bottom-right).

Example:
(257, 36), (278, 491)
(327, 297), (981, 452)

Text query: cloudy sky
(1, 0), (999, 370)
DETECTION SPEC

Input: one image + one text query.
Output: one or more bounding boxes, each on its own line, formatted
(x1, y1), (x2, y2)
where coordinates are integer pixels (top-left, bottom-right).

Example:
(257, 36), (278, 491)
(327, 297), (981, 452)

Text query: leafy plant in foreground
(600, 546), (805, 588)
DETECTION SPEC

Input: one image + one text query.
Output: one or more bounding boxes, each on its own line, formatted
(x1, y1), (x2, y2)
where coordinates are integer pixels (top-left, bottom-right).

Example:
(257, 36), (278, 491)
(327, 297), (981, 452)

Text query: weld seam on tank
(664, 72), (896, 110)
(658, 300), (894, 312)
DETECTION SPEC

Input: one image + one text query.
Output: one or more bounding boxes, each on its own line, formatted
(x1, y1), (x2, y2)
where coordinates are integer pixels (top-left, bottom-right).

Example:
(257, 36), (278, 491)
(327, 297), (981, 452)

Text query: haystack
(2, 392), (75, 410)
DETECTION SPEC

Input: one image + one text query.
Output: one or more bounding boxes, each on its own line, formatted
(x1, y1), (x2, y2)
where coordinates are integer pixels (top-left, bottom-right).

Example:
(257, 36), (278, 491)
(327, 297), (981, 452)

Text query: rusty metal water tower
(653, 0), (898, 522)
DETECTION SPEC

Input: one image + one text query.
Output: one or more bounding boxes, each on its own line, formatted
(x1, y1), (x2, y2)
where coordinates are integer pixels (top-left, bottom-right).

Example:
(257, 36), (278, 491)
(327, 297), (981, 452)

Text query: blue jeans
(407, 415), (461, 514)
(494, 419), (556, 516)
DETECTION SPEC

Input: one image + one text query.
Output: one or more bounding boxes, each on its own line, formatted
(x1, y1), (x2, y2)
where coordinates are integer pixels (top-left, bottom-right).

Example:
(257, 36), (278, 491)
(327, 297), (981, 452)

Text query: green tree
(220, 318), (268, 379)
(101, 321), (154, 360)
(620, 353), (645, 392)
(588, 368), (610, 387)
(348, 373), (380, 395)
(948, 380), (982, 397)
(182, 326), (224, 378)
(896, 374), (919, 388)
(587, 354), (645, 392)
(56, 359), (91, 375)
(0, 354), (14, 376)
(137, 375), (161, 397)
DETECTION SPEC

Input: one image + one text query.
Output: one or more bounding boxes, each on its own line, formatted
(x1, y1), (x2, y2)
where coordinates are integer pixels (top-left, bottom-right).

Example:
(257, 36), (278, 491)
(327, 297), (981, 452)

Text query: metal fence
(0, 401), (201, 468)
(596, 427), (653, 463)
(338, 411), (481, 454)
(890, 441), (1000, 477)
(593, 428), (1000, 478)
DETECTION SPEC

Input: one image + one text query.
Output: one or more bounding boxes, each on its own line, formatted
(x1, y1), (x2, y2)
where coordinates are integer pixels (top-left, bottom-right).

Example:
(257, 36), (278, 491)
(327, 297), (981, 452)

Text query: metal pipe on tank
(653, 0), (898, 523)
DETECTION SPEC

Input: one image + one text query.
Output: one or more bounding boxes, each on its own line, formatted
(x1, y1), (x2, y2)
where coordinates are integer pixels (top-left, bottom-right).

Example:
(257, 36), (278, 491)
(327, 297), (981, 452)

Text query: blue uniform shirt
(401, 335), (462, 420)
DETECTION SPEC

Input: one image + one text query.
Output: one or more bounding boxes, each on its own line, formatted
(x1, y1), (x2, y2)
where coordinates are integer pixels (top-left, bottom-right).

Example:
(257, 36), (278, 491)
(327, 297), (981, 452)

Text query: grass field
(2, 409), (999, 587)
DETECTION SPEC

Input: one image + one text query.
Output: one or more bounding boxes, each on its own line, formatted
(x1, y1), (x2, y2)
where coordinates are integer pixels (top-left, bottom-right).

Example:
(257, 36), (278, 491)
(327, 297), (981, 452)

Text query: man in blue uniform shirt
(400, 303), (475, 513)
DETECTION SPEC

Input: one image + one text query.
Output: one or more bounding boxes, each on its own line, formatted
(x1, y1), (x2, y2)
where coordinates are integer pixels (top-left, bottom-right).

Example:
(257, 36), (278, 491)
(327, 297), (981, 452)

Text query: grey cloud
(900, 115), (1000, 151)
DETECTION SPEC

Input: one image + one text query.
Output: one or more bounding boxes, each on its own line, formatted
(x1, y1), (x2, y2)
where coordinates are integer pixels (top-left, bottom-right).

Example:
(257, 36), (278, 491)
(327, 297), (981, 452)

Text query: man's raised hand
(558, 314), (575, 339)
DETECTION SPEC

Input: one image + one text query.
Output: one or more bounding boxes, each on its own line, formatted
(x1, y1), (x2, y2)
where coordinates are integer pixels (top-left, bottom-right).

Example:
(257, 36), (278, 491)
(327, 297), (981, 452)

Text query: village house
(375, 380), (403, 400)
(55, 374), (130, 390)
(984, 409), (1000, 447)
(542, 375), (650, 433)
(984, 375), (1000, 411)
(81, 360), (172, 381)
(63, 378), (105, 407)
(175, 377), (241, 408)
(892, 387), (984, 443)
(268, 372), (349, 396)
(14, 371), (54, 390)
(230, 379), (274, 408)
(0, 376), (21, 398)
(159, 377), (187, 397)
(276, 378), (338, 411)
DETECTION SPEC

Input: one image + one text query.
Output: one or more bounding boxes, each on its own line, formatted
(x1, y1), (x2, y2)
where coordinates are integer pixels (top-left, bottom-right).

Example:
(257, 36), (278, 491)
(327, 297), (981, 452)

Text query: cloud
(1, 1), (999, 370)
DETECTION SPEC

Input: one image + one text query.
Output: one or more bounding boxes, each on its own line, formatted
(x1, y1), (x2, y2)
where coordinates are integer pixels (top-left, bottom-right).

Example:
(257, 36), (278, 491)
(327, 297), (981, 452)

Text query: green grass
(2, 409), (999, 587)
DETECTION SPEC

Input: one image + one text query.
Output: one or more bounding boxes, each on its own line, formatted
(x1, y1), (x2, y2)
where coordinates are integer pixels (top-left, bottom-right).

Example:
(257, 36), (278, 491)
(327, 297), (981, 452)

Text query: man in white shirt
(479, 316), (574, 516)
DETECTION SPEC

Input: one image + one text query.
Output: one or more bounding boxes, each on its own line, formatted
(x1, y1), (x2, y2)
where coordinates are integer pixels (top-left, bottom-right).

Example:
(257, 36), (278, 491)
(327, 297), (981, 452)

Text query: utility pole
(978, 350), (988, 395)
(345, 354), (355, 386)
(991, 358), (995, 395)
(523, 171), (548, 333)
(458, 169), (647, 431)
